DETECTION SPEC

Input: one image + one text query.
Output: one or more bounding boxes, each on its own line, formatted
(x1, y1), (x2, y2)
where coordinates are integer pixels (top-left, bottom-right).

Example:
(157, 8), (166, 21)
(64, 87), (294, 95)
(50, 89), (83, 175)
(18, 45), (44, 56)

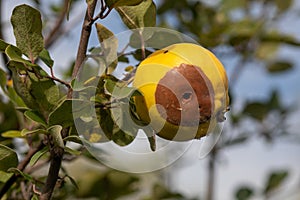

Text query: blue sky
(1, 1), (300, 199)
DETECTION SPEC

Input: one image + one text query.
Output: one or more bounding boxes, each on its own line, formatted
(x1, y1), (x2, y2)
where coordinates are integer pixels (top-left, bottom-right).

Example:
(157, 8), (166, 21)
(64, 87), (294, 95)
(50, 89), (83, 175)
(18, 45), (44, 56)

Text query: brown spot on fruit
(155, 63), (214, 126)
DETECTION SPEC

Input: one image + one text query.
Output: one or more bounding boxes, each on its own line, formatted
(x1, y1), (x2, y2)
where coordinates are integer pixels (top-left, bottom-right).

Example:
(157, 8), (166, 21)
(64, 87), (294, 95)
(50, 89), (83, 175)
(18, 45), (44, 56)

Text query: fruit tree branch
(40, 1), (98, 199)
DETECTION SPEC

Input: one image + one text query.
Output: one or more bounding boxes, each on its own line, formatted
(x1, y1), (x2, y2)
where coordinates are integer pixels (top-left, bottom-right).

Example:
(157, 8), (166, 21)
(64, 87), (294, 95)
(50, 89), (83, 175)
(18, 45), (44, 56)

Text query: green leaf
(8, 60), (60, 116)
(4, 83), (27, 107)
(116, 0), (156, 29)
(264, 170), (288, 194)
(8, 168), (34, 182)
(5, 45), (34, 66)
(48, 125), (64, 148)
(105, 0), (144, 8)
(0, 68), (7, 93)
(0, 144), (18, 172)
(0, 39), (9, 52)
(63, 135), (83, 145)
(267, 61), (293, 73)
(110, 99), (138, 146)
(112, 128), (135, 146)
(24, 110), (47, 127)
(29, 147), (49, 166)
(0, 171), (13, 183)
(95, 23), (118, 74)
(1, 130), (23, 138)
(39, 48), (54, 68)
(235, 186), (253, 200)
(48, 99), (93, 127)
(21, 128), (48, 136)
(104, 79), (137, 99)
(64, 146), (81, 156)
(11, 4), (44, 61)
(243, 102), (269, 121)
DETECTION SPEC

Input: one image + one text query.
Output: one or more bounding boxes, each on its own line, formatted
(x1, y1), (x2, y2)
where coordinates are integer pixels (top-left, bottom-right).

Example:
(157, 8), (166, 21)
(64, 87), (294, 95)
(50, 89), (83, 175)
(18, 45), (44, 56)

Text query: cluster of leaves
(0, 0), (165, 199)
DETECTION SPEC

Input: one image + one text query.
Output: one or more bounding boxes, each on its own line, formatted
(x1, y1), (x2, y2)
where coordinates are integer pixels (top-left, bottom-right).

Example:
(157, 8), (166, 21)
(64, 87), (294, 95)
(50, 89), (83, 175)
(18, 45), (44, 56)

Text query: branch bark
(71, 0), (98, 81)
(40, 1), (98, 199)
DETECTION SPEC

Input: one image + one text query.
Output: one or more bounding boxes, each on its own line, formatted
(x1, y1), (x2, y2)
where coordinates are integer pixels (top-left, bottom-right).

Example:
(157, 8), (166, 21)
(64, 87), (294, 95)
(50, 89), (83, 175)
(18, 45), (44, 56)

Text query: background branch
(44, 0), (70, 49)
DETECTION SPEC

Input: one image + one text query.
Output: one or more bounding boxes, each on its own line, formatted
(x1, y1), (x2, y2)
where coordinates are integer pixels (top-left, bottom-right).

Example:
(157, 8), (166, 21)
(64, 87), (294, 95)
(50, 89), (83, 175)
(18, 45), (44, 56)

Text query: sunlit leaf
(116, 0), (156, 29)
(39, 48), (54, 68)
(104, 78), (136, 99)
(21, 128), (48, 136)
(0, 144), (18, 172)
(0, 171), (13, 183)
(95, 23), (118, 74)
(1, 130), (23, 138)
(5, 45), (34, 66)
(11, 4), (44, 61)
(48, 125), (64, 148)
(24, 110), (47, 127)
(0, 39), (9, 52)
(8, 168), (34, 182)
(29, 147), (49, 166)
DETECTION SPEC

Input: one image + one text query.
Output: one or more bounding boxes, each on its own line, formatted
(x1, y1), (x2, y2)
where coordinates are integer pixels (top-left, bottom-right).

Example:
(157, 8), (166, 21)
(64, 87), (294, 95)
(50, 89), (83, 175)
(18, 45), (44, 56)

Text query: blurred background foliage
(0, 0), (300, 199)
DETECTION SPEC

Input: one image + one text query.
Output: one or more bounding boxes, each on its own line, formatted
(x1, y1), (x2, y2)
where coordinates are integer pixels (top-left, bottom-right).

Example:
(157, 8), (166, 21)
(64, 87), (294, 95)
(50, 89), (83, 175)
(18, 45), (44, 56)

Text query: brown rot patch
(155, 63), (214, 126)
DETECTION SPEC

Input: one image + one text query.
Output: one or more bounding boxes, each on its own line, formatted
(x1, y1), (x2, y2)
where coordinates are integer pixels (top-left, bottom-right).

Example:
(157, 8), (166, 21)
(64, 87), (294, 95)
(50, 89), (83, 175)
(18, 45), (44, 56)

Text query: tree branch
(40, 1), (98, 199)
(71, 0), (98, 82)
(44, 0), (70, 49)
(40, 138), (64, 200)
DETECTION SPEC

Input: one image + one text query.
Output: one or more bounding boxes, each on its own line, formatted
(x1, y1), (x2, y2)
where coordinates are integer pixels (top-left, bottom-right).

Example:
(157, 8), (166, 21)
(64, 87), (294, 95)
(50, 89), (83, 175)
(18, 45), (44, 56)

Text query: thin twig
(47, 74), (71, 89)
(71, 0), (98, 83)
